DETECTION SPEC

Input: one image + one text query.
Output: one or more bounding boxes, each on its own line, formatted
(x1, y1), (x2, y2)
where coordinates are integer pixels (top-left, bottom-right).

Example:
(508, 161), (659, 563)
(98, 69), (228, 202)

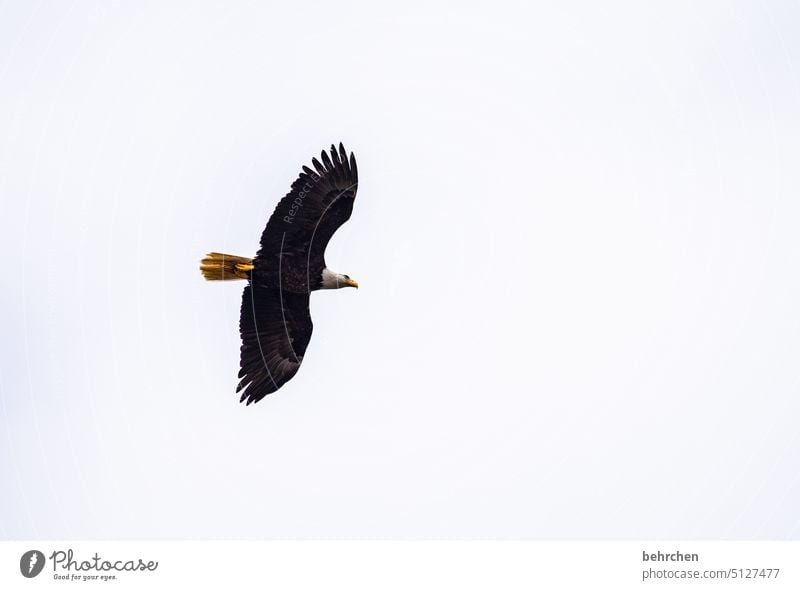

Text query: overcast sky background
(1, 0), (800, 539)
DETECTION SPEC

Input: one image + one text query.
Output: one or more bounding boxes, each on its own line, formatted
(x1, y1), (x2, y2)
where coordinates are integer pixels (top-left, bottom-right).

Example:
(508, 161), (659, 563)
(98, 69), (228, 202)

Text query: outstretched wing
(254, 143), (358, 272)
(237, 285), (313, 404)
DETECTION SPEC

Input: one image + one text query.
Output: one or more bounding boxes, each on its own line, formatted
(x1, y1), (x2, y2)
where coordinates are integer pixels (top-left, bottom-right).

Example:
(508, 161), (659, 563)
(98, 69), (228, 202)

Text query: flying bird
(200, 143), (359, 404)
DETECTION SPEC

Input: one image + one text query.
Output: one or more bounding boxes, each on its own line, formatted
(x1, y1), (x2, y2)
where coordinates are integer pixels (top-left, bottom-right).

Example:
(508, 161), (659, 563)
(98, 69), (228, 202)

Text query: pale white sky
(1, 0), (800, 539)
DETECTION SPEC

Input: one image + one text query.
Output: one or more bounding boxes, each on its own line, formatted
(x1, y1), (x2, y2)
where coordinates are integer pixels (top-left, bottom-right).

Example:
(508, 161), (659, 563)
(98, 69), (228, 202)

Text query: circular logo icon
(20, 550), (45, 578)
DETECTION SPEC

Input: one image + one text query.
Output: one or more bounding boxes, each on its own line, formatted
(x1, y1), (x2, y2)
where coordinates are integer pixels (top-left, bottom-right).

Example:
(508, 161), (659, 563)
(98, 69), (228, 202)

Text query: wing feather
(254, 144), (359, 274)
(237, 285), (313, 404)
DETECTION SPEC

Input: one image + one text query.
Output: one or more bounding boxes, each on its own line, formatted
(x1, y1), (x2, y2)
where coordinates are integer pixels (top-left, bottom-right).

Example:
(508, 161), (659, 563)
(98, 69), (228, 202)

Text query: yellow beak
(344, 277), (359, 289)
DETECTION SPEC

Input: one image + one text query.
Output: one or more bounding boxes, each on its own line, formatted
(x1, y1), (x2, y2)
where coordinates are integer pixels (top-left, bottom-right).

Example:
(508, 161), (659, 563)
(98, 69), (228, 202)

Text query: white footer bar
(1, 541), (797, 589)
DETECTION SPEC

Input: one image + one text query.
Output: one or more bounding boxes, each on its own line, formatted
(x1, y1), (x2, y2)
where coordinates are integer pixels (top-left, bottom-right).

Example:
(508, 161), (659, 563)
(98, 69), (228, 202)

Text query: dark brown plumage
(200, 143), (359, 404)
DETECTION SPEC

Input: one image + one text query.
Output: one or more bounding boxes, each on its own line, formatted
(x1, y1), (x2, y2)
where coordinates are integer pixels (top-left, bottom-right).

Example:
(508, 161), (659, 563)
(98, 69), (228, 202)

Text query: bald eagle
(200, 143), (359, 404)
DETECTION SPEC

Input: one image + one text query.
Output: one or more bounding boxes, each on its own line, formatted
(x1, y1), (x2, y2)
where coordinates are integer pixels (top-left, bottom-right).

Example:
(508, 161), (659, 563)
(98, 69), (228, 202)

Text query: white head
(320, 267), (359, 289)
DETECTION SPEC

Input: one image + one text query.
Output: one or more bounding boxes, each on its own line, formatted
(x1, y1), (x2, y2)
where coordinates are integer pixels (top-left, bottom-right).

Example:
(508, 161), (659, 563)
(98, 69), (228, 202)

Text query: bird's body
(200, 143), (359, 404)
